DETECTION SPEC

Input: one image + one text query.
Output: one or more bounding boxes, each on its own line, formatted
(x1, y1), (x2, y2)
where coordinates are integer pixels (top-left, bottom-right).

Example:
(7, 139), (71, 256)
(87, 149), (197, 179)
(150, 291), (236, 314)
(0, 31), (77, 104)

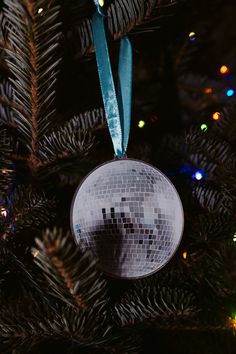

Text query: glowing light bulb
(0, 208), (7, 217)
(220, 65), (229, 75)
(212, 112), (221, 121)
(138, 120), (145, 128)
(226, 89), (234, 97)
(233, 232), (236, 242)
(228, 316), (236, 330)
(182, 251), (187, 260)
(38, 8), (43, 14)
(204, 87), (213, 94)
(189, 31), (196, 41)
(33, 250), (40, 258)
(200, 123), (208, 132)
(99, 0), (104, 6)
(192, 171), (203, 181)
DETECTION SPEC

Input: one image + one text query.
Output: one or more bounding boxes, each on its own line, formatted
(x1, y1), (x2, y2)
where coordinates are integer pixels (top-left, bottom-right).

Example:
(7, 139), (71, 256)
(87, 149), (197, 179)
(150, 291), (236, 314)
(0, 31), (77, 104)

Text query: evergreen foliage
(0, 0), (235, 353)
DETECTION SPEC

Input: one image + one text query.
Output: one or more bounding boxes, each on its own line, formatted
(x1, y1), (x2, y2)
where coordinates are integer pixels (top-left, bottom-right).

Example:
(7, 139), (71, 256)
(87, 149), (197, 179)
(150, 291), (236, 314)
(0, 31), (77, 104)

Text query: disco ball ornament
(71, 159), (184, 279)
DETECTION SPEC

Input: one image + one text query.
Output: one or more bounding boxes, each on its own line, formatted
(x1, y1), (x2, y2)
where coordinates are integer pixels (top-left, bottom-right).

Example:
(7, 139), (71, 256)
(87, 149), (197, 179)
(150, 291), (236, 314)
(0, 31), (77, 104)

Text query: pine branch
(68, 0), (181, 58)
(10, 185), (56, 233)
(163, 126), (236, 180)
(34, 108), (106, 180)
(0, 128), (13, 195)
(185, 128), (236, 173)
(189, 213), (235, 243)
(188, 242), (236, 304)
(2, 0), (62, 161)
(0, 80), (15, 126)
(0, 242), (51, 306)
(113, 284), (199, 328)
(33, 228), (109, 311)
(192, 181), (236, 216)
(70, 107), (106, 131)
(0, 309), (64, 354)
(38, 120), (95, 166)
(213, 103), (236, 143)
(178, 73), (226, 113)
(0, 304), (142, 353)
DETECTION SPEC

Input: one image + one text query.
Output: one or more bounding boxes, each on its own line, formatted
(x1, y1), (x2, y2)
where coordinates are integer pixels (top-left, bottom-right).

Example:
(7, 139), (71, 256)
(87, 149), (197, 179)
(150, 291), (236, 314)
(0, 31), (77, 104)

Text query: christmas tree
(0, 0), (236, 353)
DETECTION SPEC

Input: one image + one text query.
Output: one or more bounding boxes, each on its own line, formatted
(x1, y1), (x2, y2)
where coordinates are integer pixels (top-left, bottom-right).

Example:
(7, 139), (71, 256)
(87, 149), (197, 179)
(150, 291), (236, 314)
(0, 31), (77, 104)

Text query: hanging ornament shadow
(70, 1), (184, 279)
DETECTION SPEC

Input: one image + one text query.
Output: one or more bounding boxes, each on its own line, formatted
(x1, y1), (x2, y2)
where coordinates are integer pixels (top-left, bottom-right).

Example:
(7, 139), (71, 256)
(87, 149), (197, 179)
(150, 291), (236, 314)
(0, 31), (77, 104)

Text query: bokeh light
(189, 31), (196, 41)
(192, 171), (204, 180)
(212, 112), (221, 120)
(201, 123), (208, 132)
(204, 87), (213, 94)
(226, 89), (234, 97)
(220, 65), (229, 75)
(138, 120), (146, 128)
(0, 208), (7, 217)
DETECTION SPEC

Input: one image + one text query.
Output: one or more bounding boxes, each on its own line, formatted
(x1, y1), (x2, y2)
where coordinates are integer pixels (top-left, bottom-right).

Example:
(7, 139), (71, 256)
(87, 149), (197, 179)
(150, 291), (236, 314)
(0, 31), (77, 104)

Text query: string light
(226, 89), (234, 97)
(204, 87), (213, 94)
(220, 65), (229, 75)
(189, 31), (196, 41)
(38, 8), (43, 14)
(233, 232), (236, 242)
(192, 171), (204, 181)
(99, 0), (104, 6)
(200, 123), (208, 132)
(2, 233), (7, 241)
(212, 112), (221, 121)
(228, 315), (236, 331)
(0, 208), (7, 217)
(33, 250), (40, 258)
(138, 120), (145, 128)
(182, 251), (187, 260)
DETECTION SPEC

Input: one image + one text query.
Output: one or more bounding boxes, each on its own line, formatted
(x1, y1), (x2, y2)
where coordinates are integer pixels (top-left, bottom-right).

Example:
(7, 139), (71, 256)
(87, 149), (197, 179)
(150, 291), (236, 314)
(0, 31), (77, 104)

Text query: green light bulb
(201, 123), (208, 132)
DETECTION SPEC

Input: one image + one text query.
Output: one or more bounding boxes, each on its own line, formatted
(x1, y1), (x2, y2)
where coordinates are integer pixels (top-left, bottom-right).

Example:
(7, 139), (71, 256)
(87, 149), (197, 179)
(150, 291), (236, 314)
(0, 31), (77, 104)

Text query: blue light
(192, 171), (204, 180)
(226, 89), (235, 97)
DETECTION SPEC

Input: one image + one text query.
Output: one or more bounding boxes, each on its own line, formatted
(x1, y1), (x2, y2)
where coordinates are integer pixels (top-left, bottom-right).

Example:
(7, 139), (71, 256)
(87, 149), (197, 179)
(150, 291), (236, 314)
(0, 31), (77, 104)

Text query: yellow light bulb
(233, 232), (236, 242)
(38, 8), (43, 14)
(220, 65), (229, 75)
(228, 316), (236, 330)
(138, 120), (145, 128)
(33, 250), (40, 258)
(189, 31), (196, 41)
(0, 209), (7, 217)
(182, 251), (187, 260)
(212, 112), (221, 121)
(99, 0), (104, 6)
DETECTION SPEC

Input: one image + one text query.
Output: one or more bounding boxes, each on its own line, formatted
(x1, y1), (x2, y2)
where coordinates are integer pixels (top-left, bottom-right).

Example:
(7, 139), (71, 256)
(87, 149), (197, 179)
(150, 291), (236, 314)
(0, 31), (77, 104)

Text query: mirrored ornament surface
(71, 159), (184, 279)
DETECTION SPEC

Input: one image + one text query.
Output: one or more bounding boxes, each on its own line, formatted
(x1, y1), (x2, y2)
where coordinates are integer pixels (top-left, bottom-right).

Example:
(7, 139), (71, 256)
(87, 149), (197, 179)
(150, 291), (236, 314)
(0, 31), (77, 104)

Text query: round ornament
(71, 158), (184, 279)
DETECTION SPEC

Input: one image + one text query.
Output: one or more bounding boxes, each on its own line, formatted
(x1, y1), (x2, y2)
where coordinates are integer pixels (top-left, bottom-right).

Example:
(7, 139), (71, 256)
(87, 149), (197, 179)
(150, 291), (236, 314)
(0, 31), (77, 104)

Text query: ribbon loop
(92, 6), (132, 158)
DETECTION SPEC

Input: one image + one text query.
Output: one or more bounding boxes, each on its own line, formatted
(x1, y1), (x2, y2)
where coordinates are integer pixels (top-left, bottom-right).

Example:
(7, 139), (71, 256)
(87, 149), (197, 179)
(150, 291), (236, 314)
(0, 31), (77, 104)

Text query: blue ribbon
(92, 5), (132, 158)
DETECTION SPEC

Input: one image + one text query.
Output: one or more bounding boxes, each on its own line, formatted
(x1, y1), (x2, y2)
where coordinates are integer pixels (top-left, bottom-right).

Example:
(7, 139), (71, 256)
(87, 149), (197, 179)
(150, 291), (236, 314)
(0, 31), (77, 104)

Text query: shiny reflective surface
(71, 159), (184, 279)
